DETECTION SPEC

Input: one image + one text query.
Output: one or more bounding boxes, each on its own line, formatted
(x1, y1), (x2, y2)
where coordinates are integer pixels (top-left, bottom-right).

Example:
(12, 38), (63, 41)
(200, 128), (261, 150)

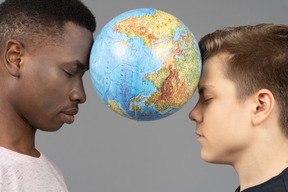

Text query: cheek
(207, 103), (251, 146)
(204, 102), (244, 139)
(31, 68), (69, 107)
(203, 102), (231, 128)
(38, 66), (67, 89)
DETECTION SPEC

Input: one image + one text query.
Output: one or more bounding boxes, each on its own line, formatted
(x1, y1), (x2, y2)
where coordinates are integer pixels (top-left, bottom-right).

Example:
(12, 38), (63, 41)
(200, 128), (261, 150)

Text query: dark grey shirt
(235, 167), (288, 192)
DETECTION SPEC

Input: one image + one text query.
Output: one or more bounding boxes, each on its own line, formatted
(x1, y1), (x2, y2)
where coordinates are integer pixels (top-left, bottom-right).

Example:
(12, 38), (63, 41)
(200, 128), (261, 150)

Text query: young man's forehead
(203, 53), (231, 76)
(197, 53), (232, 95)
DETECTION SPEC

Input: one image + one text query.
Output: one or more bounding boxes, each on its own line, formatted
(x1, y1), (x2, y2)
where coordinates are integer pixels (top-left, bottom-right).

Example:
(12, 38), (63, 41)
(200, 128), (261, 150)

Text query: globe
(90, 8), (201, 121)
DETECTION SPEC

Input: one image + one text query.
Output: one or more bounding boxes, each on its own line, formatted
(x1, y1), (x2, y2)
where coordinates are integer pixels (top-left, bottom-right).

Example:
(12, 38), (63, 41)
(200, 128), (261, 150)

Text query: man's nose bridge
(78, 79), (86, 102)
(189, 101), (201, 122)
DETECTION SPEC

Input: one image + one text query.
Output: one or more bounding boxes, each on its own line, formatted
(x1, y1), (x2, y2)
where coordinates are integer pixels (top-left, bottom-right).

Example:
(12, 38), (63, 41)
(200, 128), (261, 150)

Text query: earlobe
(252, 89), (275, 126)
(4, 40), (24, 77)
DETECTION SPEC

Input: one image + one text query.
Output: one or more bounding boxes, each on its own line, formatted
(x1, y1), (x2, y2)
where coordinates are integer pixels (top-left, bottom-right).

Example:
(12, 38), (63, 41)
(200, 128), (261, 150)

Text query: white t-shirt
(0, 146), (68, 192)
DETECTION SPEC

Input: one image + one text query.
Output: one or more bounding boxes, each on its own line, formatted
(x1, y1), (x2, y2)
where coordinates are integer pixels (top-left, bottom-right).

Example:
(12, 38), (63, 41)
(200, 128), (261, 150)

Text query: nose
(70, 79), (87, 104)
(189, 102), (203, 123)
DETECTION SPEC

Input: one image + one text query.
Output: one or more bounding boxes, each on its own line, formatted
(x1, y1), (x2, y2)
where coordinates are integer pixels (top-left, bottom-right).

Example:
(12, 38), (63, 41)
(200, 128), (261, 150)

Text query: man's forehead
(197, 54), (228, 94)
(201, 53), (230, 78)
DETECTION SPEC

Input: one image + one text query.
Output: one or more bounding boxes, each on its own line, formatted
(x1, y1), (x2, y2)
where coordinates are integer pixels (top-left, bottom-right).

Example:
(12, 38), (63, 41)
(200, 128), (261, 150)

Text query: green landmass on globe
(90, 8), (201, 121)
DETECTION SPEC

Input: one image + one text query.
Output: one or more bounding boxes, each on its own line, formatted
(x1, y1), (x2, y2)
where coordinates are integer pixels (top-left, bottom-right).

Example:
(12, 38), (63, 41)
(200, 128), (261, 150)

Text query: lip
(60, 108), (78, 124)
(62, 108), (78, 115)
(196, 131), (205, 141)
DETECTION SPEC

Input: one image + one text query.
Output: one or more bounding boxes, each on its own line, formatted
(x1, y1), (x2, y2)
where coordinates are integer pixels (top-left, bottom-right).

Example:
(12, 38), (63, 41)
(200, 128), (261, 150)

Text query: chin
(38, 123), (64, 132)
(201, 151), (227, 164)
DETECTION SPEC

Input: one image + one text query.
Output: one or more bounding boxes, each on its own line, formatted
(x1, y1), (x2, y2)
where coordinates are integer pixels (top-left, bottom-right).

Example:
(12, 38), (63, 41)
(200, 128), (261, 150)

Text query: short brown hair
(199, 24), (288, 136)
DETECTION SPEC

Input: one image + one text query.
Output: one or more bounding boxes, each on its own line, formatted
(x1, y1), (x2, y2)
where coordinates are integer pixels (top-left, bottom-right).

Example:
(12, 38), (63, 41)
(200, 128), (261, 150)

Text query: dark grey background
(2, 0), (288, 191)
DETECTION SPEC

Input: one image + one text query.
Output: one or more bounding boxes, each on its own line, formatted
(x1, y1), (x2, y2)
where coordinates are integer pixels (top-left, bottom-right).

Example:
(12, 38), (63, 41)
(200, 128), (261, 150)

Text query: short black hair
(0, 0), (96, 53)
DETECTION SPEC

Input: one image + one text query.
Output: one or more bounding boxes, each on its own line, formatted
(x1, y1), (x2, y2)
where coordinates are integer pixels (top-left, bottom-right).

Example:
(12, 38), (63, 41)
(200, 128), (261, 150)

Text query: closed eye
(64, 70), (73, 78)
(204, 98), (213, 104)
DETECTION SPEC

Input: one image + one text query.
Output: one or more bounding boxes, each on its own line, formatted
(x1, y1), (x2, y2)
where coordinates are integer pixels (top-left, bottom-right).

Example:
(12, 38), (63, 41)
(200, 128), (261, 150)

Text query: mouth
(196, 131), (205, 141)
(60, 107), (78, 124)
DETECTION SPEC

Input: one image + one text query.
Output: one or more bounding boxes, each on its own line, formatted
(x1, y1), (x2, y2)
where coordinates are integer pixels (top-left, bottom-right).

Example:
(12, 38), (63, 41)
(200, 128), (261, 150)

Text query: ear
(4, 40), (25, 77)
(252, 89), (275, 126)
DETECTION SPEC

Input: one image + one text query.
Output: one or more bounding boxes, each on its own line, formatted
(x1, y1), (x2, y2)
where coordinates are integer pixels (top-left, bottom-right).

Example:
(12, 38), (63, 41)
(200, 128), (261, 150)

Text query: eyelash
(64, 70), (73, 78)
(204, 98), (213, 104)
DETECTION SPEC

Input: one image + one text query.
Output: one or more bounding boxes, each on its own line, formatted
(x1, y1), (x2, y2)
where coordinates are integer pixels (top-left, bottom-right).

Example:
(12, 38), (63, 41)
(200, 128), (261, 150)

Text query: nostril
(189, 110), (195, 121)
(69, 89), (86, 104)
(80, 94), (87, 104)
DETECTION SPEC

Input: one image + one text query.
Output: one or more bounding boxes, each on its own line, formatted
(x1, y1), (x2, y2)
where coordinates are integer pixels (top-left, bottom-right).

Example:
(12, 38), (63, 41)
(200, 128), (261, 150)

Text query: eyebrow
(198, 85), (215, 95)
(75, 60), (89, 71)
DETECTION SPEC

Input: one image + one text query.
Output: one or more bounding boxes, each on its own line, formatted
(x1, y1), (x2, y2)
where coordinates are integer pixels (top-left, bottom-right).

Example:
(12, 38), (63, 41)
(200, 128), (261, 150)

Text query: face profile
(189, 53), (253, 164)
(6, 22), (94, 132)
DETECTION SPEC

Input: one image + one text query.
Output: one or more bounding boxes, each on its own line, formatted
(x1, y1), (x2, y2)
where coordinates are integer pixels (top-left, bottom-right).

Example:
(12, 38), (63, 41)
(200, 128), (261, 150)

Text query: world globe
(90, 8), (201, 121)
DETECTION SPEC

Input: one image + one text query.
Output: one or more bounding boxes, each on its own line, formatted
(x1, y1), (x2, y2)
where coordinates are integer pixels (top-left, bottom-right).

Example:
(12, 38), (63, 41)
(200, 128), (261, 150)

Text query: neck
(0, 96), (39, 157)
(233, 131), (288, 191)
